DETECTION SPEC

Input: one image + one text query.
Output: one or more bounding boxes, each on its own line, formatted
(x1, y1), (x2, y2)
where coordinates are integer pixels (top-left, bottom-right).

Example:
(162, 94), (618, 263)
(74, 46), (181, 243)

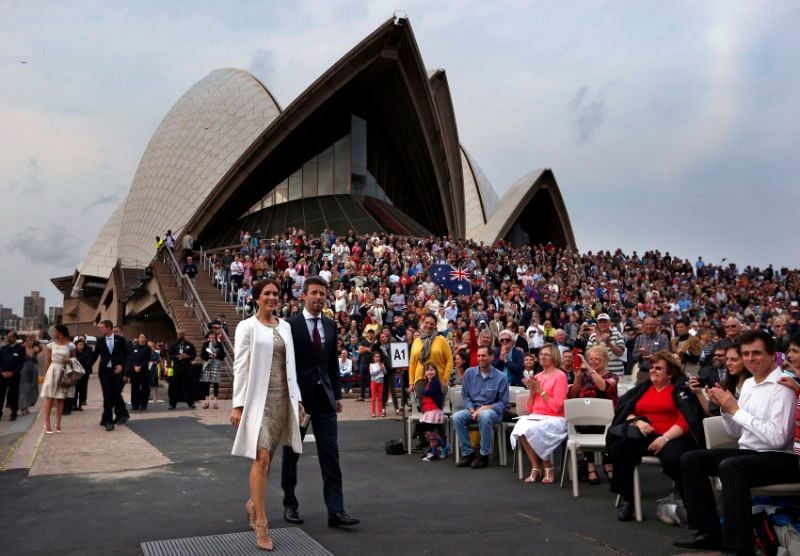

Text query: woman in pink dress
(510, 344), (568, 484)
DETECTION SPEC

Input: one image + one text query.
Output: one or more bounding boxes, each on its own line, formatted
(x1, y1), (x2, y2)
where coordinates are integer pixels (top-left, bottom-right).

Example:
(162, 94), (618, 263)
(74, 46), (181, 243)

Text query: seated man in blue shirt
(454, 345), (509, 469)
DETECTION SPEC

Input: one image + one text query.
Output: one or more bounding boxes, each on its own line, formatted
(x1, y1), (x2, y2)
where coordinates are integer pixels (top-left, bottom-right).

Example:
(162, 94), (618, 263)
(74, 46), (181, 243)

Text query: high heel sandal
(44, 426), (53, 435)
(254, 521), (273, 551)
(524, 468), (541, 483)
(245, 499), (256, 530)
(542, 467), (555, 484)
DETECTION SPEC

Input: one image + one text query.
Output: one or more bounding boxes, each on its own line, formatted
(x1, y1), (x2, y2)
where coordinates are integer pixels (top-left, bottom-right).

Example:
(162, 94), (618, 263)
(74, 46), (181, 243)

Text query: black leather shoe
(105, 422), (115, 431)
(284, 507), (303, 524)
(672, 531), (723, 550)
(117, 415), (130, 425)
(470, 454), (488, 469)
(719, 550), (755, 556)
(9, 413), (17, 421)
(456, 453), (475, 468)
(328, 512), (359, 528)
(617, 502), (635, 522)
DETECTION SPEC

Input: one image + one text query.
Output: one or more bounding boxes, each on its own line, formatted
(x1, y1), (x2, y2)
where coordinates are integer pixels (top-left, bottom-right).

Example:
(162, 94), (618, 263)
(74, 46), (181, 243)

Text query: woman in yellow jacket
(409, 313), (453, 393)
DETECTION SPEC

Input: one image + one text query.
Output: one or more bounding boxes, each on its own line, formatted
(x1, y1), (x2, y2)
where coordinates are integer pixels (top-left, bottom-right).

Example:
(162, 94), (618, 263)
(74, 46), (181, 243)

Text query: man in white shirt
(674, 330), (800, 554)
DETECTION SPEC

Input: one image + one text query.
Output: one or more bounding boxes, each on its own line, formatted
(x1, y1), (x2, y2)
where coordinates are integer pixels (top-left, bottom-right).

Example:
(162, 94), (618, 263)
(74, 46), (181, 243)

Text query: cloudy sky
(2, 1), (799, 314)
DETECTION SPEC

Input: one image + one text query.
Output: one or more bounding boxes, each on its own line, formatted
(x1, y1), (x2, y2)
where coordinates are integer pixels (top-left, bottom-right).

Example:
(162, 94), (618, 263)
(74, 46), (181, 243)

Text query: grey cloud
(5, 225), (83, 265)
(81, 193), (122, 214)
(569, 86), (605, 143)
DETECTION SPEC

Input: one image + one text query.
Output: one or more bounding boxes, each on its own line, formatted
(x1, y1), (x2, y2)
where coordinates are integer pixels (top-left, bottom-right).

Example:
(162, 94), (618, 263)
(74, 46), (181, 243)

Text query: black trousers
(609, 434), (697, 501)
(99, 371), (127, 424)
(168, 365), (193, 407)
(359, 365), (369, 399)
(0, 375), (20, 415)
(681, 448), (800, 551)
(382, 368), (398, 410)
(282, 409), (344, 515)
(74, 373), (90, 408)
(130, 371), (150, 409)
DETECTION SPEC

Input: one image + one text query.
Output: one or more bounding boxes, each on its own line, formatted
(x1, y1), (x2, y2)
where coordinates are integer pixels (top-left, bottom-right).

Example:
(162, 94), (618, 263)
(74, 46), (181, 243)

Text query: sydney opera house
(53, 16), (575, 334)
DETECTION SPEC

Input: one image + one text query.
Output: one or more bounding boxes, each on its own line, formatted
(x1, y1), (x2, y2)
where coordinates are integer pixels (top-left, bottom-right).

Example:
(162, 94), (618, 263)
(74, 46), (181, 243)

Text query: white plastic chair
(407, 388), (451, 455)
(560, 398), (615, 497)
(704, 415), (800, 496)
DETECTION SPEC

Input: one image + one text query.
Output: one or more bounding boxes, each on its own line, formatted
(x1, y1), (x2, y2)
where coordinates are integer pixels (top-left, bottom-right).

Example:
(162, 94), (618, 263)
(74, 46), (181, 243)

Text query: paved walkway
(0, 377), (705, 555)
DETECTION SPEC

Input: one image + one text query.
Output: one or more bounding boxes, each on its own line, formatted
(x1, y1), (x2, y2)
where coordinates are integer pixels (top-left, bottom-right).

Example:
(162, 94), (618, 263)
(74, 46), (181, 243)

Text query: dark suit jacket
(90, 334), (131, 375)
(698, 364), (725, 387)
(287, 313), (341, 415)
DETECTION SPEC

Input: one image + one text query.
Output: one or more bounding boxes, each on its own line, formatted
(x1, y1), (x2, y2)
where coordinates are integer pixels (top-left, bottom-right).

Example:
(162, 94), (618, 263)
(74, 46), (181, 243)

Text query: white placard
(389, 342), (410, 369)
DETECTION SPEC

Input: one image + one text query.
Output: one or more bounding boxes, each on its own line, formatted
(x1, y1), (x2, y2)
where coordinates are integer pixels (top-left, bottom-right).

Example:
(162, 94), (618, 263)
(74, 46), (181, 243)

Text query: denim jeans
(454, 408), (502, 457)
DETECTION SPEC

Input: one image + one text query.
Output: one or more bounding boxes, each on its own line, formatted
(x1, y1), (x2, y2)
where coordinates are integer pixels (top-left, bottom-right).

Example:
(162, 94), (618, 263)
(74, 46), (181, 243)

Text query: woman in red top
(606, 351), (703, 521)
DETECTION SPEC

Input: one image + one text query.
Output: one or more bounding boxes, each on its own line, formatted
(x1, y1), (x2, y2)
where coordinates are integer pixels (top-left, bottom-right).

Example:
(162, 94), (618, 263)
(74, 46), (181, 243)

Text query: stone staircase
(152, 259), (242, 399)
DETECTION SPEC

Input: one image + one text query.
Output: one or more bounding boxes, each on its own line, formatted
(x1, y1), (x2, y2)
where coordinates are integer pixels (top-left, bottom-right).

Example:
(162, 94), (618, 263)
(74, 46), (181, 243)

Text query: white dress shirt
(723, 367), (796, 453)
(303, 308), (325, 343)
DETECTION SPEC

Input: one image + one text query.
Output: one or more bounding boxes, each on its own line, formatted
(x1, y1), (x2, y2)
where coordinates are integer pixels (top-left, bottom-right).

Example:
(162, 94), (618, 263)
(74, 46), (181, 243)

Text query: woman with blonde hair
(510, 344), (568, 484)
(231, 278), (303, 551)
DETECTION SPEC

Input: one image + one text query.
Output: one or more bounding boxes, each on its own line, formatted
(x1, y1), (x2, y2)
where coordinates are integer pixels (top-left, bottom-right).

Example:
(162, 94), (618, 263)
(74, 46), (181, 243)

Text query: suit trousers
(74, 373), (90, 408)
(99, 371), (127, 424)
(130, 371), (150, 409)
(681, 448), (800, 551)
(609, 434), (697, 501)
(168, 365), (193, 407)
(382, 368), (398, 410)
(0, 375), (20, 415)
(282, 408), (345, 515)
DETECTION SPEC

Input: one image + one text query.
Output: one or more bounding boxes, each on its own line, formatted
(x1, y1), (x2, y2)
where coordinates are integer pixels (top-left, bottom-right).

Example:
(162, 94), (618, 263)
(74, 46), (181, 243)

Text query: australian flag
(430, 264), (472, 295)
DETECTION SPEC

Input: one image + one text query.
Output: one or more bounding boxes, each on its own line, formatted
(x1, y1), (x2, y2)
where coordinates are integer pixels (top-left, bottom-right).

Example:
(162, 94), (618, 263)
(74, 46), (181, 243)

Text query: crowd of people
(200, 227), (800, 554)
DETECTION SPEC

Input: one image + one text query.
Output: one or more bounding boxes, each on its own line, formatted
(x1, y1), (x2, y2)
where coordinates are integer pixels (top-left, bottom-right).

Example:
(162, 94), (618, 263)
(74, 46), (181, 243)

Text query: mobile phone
(696, 376), (712, 388)
(572, 347), (581, 371)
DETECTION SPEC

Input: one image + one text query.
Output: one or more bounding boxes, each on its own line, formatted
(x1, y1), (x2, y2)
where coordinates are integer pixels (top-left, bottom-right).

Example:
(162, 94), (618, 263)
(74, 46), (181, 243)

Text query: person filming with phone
(690, 343), (751, 416)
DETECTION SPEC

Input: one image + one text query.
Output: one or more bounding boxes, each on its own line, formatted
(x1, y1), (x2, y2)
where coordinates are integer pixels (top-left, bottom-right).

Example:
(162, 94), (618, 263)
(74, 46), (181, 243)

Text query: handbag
(58, 358), (85, 388)
(607, 416), (650, 441)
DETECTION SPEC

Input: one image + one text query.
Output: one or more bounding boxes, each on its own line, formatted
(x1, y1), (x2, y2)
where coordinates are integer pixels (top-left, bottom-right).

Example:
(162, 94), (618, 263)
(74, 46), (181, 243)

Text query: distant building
(48, 306), (63, 326)
(23, 291), (46, 328)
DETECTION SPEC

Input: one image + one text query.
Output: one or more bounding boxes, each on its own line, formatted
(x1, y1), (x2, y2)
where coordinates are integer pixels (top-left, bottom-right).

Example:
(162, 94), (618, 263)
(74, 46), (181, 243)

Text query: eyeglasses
(724, 324), (739, 329)
(499, 339), (511, 343)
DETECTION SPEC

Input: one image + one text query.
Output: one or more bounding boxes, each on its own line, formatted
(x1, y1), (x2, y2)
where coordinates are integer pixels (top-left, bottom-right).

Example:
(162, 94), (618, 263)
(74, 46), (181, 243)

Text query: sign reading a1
(389, 342), (409, 369)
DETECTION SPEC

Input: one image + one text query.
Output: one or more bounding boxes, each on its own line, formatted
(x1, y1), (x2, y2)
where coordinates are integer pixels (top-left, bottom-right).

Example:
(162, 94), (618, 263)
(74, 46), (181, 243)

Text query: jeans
(454, 408), (502, 457)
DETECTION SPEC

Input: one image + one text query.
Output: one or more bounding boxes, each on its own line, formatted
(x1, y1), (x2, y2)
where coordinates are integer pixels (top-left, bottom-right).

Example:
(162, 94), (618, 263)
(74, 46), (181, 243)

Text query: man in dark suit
(281, 276), (359, 528)
(90, 320), (131, 431)
(698, 342), (729, 388)
(168, 330), (196, 410)
(0, 331), (26, 421)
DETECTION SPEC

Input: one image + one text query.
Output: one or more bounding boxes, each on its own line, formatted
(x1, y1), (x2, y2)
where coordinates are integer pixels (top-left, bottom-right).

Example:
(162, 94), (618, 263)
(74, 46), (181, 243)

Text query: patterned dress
(257, 322), (292, 451)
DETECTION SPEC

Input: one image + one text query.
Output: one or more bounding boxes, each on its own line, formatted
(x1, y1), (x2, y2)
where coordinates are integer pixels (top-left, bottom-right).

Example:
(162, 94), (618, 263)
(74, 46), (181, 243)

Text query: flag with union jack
(430, 264), (472, 295)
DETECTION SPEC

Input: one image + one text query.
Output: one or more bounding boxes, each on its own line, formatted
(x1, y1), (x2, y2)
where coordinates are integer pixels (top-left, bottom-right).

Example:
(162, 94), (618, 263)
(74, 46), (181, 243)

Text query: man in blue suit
(281, 277), (359, 528)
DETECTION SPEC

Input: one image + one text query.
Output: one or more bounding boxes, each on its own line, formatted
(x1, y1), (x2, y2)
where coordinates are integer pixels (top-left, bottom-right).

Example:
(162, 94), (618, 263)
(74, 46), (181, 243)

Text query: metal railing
(199, 249), (246, 314)
(160, 247), (235, 371)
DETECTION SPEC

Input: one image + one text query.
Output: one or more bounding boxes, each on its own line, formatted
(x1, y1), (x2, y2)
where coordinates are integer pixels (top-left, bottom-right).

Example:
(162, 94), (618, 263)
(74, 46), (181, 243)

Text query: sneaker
(421, 452), (436, 462)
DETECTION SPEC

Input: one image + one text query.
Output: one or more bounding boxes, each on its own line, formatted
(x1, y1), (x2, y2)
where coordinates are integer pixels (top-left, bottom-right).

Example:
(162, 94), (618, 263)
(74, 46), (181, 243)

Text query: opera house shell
(53, 16), (575, 334)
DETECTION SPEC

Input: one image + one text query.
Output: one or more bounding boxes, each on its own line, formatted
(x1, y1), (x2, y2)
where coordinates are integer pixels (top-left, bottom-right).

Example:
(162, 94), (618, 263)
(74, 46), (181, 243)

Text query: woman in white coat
(231, 278), (303, 551)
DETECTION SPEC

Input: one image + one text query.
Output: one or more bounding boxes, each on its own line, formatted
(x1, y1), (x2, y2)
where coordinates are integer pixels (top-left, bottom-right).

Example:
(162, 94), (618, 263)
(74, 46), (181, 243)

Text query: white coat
(231, 317), (303, 459)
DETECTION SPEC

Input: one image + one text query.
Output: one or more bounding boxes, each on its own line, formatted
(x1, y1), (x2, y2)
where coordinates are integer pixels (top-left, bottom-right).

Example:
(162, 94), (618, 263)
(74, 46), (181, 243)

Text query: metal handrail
(159, 247), (235, 369)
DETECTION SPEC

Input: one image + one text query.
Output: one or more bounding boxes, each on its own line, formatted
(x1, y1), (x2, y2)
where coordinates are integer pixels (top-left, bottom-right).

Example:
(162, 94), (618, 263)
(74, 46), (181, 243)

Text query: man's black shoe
(105, 422), (115, 431)
(73, 407), (83, 411)
(456, 453), (475, 467)
(672, 531), (723, 550)
(168, 406), (176, 410)
(188, 404), (196, 409)
(283, 507), (303, 524)
(117, 415), (130, 425)
(328, 512), (359, 528)
(470, 454), (488, 469)
(9, 413), (17, 421)
(617, 502), (635, 521)
(719, 550), (756, 556)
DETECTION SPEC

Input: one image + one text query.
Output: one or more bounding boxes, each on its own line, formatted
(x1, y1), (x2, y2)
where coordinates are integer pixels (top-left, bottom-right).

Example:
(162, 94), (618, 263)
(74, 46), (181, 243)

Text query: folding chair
(407, 388), (452, 456)
(703, 416), (800, 497)
(560, 398), (614, 497)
